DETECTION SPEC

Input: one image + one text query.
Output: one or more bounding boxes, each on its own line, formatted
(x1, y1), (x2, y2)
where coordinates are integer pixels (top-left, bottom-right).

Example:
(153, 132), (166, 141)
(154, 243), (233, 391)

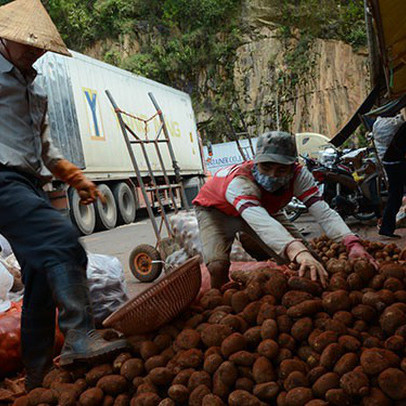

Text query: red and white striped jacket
(193, 161), (321, 216)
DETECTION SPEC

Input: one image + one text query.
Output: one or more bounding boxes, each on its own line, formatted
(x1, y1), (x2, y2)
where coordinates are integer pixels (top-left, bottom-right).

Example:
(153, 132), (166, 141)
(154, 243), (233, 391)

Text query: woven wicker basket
(102, 256), (201, 336)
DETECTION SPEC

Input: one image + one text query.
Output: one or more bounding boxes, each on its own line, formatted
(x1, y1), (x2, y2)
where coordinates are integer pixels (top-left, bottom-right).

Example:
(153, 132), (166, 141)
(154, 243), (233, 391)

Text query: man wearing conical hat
(0, 0), (128, 390)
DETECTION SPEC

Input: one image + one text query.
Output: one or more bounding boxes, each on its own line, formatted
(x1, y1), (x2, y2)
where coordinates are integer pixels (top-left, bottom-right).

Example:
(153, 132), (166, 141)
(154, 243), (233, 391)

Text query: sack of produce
(86, 254), (128, 327)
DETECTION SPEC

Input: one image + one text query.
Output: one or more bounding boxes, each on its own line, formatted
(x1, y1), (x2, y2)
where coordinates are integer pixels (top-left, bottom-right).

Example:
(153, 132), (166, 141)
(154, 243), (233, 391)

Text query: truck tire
(95, 184), (117, 230)
(113, 182), (136, 225)
(68, 188), (96, 235)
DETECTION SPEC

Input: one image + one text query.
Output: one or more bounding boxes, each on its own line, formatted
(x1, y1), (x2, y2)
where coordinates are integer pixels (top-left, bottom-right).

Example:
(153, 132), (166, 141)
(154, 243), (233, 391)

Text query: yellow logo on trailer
(83, 88), (105, 141)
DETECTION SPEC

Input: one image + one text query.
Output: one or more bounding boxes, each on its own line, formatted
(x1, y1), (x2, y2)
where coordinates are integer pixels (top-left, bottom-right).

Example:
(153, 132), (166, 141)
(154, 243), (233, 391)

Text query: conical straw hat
(0, 0), (71, 57)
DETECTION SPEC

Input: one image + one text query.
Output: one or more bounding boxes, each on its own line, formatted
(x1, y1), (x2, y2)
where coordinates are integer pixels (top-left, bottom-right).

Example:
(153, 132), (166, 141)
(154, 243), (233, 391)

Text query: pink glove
(342, 235), (378, 269)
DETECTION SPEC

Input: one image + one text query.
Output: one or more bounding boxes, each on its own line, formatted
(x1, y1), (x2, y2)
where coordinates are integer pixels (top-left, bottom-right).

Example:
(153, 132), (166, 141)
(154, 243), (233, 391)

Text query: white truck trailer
(34, 51), (205, 235)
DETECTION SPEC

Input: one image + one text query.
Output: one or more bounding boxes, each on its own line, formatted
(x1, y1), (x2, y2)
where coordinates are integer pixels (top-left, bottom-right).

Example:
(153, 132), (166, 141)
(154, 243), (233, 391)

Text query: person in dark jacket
(0, 0), (127, 390)
(379, 121), (406, 238)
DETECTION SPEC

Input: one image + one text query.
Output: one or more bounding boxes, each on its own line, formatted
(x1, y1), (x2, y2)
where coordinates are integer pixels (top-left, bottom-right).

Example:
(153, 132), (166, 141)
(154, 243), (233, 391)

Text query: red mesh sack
(0, 301), (64, 378)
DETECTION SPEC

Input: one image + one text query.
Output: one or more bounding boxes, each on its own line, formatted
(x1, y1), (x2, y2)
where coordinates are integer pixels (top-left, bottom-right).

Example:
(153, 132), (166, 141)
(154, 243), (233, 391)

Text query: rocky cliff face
(232, 24), (370, 138)
(86, 3), (370, 141)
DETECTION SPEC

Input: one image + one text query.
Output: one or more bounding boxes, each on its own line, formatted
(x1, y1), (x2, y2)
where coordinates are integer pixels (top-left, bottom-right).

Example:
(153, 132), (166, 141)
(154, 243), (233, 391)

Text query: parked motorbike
(283, 146), (386, 222)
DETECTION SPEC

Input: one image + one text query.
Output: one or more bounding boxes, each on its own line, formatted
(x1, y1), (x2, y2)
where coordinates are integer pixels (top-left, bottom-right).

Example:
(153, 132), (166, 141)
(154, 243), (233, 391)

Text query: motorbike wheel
(353, 212), (376, 221)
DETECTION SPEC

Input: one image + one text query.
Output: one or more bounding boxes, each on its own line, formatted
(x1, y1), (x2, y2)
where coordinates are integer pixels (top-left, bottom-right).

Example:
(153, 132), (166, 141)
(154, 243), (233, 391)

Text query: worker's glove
(342, 234), (378, 269)
(51, 159), (105, 205)
(286, 240), (328, 288)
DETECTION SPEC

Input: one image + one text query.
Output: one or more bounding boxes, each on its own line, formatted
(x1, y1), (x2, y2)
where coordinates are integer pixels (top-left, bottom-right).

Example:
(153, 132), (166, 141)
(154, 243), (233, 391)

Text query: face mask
(252, 164), (293, 193)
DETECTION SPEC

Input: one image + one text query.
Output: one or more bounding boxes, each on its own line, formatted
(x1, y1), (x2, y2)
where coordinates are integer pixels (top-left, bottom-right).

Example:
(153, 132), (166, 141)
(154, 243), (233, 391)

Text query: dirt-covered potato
(121, 359), (144, 381)
(380, 304), (406, 334)
(221, 333), (246, 358)
(288, 277), (322, 296)
(325, 388), (351, 406)
(140, 342), (160, 361)
(337, 335), (361, 352)
(384, 277), (404, 292)
(384, 334), (404, 352)
(287, 300), (323, 318)
(144, 356), (167, 373)
(329, 274), (349, 291)
(201, 324), (232, 347)
(284, 371), (308, 391)
(188, 370), (212, 391)
(285, 387), (313, 406)
(203, 353), (223, 374)
(253, 356), (276, 383)
(234, 377), (254, 392)
(229, 350), (257, 366)
(297, 346), (320, 369)
(168, 384), (189, 403)
(200, 290), (224, 310)
(340, 369), (369, 397)
(79, 387), (104, 406)
(307, 367), (328, 385)
(360, 348), (400, 375)
(378, 368), (406, 400)
(189, 384), (211, 406)
(257, 339), (279, 360)
(282, 291), (313, 308)
(136, 383), (158, 396)
(175, 329), (201, 350)
(172, 368), (195, 386)
(279, 359), (308, 379)
(380, 263), (405, 280)
(312, 372), (340, 398)
(243, 326), (262, 348)
(176, 349), (203, 369)
(228, 390), (262, 406)
(322, 291), (351, 314)
(320, 343), (343, 370)
(347, 273), (364, 290)
(27, 388), (49, 406)
(216, 361), (238, 386)
(291, 318), (313, 341)
(253, 382), (279, 401)
(43, 369), (72, 388)
(97, 375), (127, 396)
(113, 353), (133, 372)
(241, 301), (262, 325)
(245, 281), (264, 301)
(130, 392), (161, 406)
(148, 367), (174, 386)
(202, 393), (225, 406)
(351, 304), (377, 322)
(309, 331), (337, 353)
(353, 260), (375, 282)
(360, 387), (391, 406)
(256, 302), (277, 325)
(304, 400), (328, 406)
(114, 394), (130, 406)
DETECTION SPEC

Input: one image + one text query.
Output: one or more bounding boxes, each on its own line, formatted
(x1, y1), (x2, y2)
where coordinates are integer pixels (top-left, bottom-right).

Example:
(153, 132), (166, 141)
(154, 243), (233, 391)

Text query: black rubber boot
(47, 264), (128, 368)
(21, 307), (56, 391)
(59, 329), (129, 367)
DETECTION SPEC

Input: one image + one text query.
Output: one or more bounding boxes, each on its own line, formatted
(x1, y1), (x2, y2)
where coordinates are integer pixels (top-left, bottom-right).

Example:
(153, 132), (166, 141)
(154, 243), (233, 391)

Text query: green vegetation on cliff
(0, 0), (368, 141)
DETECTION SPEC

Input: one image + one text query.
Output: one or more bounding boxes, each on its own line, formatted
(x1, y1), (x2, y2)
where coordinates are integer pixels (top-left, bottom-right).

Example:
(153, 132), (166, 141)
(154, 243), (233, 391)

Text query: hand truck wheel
(129, 244), (163, 282)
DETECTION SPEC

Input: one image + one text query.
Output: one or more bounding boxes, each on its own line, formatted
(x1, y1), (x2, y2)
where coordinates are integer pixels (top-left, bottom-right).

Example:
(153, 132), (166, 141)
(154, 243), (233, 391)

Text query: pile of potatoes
(311, 235), (402, 263)
(14, 238), (406, 406)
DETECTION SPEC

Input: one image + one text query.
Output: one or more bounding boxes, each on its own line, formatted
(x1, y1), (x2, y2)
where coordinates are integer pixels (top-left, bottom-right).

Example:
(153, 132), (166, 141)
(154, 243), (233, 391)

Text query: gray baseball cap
(254, 131), (298, 165)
